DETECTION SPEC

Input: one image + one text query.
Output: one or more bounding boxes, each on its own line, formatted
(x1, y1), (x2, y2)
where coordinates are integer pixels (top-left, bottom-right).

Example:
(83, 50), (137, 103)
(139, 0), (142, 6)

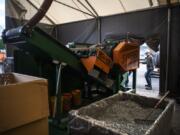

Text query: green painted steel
(26, 28), (87, 74)
(0, 39), (5, 49)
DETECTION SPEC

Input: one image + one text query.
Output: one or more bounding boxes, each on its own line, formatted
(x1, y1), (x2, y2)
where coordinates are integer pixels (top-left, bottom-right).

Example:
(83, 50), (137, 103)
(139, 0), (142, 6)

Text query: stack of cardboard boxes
(0, 73), (49, 135)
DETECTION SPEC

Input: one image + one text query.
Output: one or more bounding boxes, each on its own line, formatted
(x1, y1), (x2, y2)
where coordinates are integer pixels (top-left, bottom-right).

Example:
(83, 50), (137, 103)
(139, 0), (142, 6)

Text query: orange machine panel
(113, 41), (140, 71)
(81, 49), (113, 74)
(95, 49), (113, 73)
(81, 56), (96, 72)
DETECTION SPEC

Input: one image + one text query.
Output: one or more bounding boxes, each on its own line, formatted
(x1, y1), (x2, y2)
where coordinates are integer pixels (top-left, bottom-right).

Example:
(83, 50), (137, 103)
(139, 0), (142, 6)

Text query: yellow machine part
(113, 41), (140, 71)
(81, 49), (113, 74)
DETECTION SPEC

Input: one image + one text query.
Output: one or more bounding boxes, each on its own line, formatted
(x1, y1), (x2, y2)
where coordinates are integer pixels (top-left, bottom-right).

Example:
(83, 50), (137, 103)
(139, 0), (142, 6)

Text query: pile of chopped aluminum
(80, 100), (163, 135)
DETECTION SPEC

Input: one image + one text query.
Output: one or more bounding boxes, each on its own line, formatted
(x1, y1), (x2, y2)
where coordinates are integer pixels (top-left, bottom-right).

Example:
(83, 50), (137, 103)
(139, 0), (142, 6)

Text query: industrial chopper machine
(2, 0), (145, 121)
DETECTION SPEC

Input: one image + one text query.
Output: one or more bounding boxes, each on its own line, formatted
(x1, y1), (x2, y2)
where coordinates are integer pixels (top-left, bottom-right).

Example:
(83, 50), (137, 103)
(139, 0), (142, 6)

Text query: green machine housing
(2, 26), (88, 96)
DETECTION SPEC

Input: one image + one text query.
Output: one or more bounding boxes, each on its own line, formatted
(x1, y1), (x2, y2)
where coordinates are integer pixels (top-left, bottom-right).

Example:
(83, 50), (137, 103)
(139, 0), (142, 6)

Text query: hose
(24, 0), (53, 29)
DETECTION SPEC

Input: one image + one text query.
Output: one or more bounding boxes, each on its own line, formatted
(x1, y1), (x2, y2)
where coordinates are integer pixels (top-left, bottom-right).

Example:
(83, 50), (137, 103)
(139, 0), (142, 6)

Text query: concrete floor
(135, 63), (180, 135)
(135, 63), (159, 97)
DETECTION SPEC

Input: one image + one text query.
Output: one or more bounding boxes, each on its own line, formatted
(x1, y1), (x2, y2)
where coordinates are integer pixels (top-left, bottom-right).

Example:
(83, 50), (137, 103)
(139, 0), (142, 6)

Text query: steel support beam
(83, 0), (101, 43)
(164, 6), (171, 94)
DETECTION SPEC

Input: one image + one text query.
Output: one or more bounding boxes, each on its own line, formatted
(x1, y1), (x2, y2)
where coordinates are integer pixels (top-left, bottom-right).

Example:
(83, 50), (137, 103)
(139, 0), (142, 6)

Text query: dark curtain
(169, 6), (180, 96)
(56, 19), (98, 44)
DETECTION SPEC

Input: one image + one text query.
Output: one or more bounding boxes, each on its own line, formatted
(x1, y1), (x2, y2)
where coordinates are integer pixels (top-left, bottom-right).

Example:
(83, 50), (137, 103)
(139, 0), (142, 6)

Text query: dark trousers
(145, 69), (153, 87)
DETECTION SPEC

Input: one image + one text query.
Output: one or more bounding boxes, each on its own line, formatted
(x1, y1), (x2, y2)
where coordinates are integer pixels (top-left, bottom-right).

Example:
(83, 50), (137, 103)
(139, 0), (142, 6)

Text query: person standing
(145, 51), (154, 90)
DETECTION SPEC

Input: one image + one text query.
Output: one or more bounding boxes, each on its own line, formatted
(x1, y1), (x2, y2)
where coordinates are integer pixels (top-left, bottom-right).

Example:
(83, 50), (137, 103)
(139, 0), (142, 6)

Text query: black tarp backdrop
(56, 19), (98, 44)
(5, 4), (180, 97)
(170, 7), (180, 96)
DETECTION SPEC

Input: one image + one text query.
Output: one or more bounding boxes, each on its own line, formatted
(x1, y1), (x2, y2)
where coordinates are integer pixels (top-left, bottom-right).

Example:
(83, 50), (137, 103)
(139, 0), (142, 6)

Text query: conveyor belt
(2, 26), (87, 74)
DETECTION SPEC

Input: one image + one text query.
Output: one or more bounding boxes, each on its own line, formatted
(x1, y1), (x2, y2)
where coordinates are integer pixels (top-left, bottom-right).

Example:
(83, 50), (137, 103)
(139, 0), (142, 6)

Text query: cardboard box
(1, 118), (49, 135)
(0, 73), (49, 133)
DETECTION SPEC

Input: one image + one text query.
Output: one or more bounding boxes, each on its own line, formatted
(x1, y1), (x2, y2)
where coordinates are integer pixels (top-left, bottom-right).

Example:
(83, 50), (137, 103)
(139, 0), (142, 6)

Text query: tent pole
(148, 0), (153, 6)
(118, 0), (126, 12)
(24, 0), (53, 29)
(54, 0), (94, 17)
(84, 0), (99, 17)
(84, 0), (100, 43)
(97, 18), (101, 43)
(77, 0), (96, 17)
(26, 0), (56, 25)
